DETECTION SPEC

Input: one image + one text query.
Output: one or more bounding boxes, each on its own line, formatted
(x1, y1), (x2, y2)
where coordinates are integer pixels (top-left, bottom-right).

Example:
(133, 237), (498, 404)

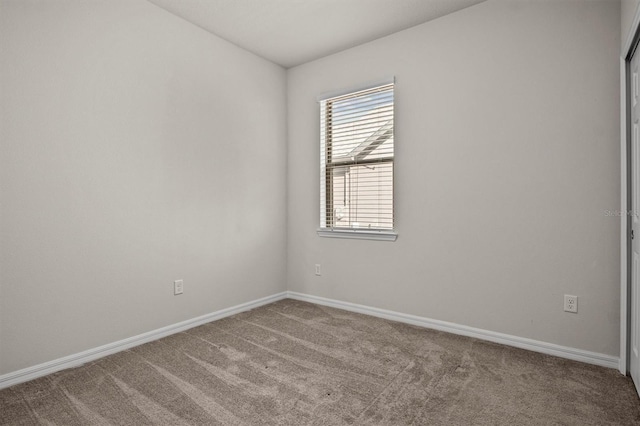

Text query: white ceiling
(146, 0), (486, 68)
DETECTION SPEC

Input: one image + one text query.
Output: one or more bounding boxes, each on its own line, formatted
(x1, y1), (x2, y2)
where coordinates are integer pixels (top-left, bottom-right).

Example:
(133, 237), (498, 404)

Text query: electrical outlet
(315, 264), (321, 276)
(564, 295), (577, 313)
(174, 279), (184, 295)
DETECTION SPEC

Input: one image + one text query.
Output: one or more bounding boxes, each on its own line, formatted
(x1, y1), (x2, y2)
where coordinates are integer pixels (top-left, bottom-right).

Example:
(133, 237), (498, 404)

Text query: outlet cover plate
(564, 294), (577, 313)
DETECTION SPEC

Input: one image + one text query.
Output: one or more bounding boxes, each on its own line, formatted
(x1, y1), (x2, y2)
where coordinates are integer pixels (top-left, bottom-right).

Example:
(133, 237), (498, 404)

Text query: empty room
(2, 0), (640, 424)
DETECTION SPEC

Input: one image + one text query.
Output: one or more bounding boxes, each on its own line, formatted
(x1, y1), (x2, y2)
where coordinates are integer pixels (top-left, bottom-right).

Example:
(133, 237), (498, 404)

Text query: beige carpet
(1, 299), (639, 425)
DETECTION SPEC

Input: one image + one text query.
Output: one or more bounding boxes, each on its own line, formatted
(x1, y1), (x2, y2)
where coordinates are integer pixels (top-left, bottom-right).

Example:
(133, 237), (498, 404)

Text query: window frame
(317, 78), (398, 242)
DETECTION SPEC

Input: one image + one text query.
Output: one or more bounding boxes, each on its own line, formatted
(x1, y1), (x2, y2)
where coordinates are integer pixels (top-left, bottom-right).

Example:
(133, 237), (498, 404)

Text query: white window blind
(319, 81), (395, 235)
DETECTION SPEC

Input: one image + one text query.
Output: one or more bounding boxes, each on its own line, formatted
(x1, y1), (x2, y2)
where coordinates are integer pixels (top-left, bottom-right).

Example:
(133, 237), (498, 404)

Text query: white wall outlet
(174, 279), (184, 295)
(315, 264), (321, 276)
(564, 294), (577, 313)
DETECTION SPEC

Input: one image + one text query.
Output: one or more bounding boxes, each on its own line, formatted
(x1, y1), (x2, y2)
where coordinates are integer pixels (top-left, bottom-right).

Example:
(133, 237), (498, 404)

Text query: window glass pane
(329, 162), (393, 230)
(329, 90), (393, 162)
(320, 82), (394, 232)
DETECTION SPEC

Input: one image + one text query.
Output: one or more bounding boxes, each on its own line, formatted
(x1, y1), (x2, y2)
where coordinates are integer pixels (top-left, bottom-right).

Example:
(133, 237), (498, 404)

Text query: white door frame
(622, 4), (640, 375)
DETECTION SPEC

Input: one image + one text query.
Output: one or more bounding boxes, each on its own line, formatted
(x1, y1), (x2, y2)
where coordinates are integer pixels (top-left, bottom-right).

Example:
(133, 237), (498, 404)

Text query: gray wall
(622, 0), (640, 50)
(287, 0), (622, 356)
(0, 0), (287, 375)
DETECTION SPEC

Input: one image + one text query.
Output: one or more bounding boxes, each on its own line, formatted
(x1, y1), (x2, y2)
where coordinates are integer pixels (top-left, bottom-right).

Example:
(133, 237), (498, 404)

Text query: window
(318, 80), (396, 241)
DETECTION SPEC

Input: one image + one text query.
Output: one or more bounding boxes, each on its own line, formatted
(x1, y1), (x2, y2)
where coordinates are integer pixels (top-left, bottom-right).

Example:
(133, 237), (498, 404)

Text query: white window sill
(317, 228), (398, 241)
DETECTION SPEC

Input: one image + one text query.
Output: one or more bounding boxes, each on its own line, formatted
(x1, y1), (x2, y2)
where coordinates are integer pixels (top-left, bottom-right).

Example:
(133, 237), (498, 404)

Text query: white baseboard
(0, 290), (620, 390)
(0, 292), (288, 390)
(287, 291), (620, 370)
